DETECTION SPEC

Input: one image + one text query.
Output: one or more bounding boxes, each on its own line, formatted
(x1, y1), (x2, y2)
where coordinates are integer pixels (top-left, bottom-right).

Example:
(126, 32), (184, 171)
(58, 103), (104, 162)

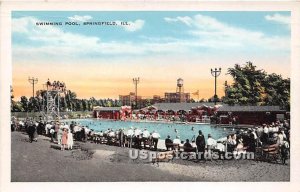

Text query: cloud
(12, 17), (180, 59)
(68, 15), (93, 22)
(164, 16), (193, 26)
(12, 14), (290, 60)
(265, 13), (290, 25)
(117, 19), (145, 32)
(13, 17), (100, 48)
(164, 17), (178, 23)
(164, 14), (290, 51)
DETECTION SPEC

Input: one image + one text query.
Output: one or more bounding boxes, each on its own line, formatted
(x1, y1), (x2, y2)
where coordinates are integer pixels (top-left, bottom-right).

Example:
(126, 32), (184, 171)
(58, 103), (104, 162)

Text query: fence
(11, 111), (93, 120)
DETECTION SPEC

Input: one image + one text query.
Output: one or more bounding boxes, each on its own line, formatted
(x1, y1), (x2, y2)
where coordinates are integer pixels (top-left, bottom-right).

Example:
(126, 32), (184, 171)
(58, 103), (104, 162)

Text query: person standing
(152, 130), (160, 151)
(142, 128), (150, 149)
(206, 134), (217, 160)
(165, 135), (173, 151)
(57, 127), (63, 145)
(61, 128), (68, 151)
(27, 122), (35, 143)
(191, 127), (196, 141)
(67, 129), (74, 150)
(196, 130), (206, 160)
(33, 122), (38, 142)
(126, 127), (134, 148)
(54, 122), (59, 141)
(45, 122), (52, 136)
(50, 128), (55, 142)
(134, 128), (142, 149)
(118, 128), (124, 147)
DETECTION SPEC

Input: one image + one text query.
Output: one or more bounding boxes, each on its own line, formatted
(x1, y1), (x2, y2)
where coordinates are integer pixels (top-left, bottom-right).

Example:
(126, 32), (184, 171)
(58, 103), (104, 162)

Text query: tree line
(11, 90), (122, 112)
(222, 62), (290, 110)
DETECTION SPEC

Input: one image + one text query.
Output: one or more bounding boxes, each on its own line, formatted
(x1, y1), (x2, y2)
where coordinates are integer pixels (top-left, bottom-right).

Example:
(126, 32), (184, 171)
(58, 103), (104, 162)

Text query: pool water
(66, 119), (236, 141)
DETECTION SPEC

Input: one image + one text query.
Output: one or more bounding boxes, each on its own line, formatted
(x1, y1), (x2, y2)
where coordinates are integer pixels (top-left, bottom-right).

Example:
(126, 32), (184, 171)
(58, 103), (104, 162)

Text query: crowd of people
(11, 118), (290, 163)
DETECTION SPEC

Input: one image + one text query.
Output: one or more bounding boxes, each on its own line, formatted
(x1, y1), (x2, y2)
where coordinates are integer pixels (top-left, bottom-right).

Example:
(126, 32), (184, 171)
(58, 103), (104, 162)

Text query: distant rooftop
(151, 102), (221, 111)
(93, 106), (122, 111)
(139, 103), (285, 112)
(217, 105), (285, 112)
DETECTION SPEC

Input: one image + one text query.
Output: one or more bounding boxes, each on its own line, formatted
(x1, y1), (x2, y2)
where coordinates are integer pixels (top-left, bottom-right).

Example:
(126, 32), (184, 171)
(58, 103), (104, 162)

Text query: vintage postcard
(1, 1), (300, 192)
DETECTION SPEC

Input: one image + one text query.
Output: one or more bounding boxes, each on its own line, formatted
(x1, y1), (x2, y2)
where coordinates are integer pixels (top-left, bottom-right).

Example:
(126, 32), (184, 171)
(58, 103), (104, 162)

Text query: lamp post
(132, 77), (140, 109)
(28, 77), (38, 98)
(210, 68), (222, 105)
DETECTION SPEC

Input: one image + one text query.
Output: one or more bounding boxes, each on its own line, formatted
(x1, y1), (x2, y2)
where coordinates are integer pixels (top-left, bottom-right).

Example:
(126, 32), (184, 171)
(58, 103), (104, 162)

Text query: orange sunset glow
(12, 58), (289, 100)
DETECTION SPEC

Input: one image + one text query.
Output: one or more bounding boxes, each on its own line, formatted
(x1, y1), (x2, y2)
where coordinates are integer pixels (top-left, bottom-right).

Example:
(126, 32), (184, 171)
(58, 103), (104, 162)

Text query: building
(164, 78), (190, 103)
(165, 92), (190, 103)
(134, 102), (218, 122)
(152, 95), (164, 103)
(119, 92), (142, 106)
(93, 106), (132, 120)
(215, 105), (288, 125)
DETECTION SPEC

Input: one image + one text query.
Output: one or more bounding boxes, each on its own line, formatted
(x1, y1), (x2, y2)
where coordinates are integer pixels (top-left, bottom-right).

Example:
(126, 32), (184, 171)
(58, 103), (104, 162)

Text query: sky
(12, 11), (291, 100)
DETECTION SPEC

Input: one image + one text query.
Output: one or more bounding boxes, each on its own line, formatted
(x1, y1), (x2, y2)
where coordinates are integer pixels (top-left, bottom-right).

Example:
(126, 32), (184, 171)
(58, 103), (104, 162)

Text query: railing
(11, 111), (93, 120)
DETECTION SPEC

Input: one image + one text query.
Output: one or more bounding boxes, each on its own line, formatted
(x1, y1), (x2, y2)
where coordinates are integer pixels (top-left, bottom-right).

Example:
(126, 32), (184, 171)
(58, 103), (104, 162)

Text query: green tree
(65, 90), (77, 111)
(75, 99), (83, 111)
(20, 96), (29, 112)
(224, 61), (290, 109)
(11, 101), (23, 112)
(28, 97), (40, 112)
(82, 99), (87, 111)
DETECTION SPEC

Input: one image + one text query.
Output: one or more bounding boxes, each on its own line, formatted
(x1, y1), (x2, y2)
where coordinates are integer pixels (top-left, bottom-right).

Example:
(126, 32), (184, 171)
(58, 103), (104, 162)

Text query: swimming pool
(66, 119), (236, 141)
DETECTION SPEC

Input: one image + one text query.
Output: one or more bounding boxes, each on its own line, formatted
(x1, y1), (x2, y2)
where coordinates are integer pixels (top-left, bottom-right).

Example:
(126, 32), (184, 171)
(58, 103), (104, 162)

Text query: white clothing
(134, 129), (142, 136)
(46, 124), (52, 130)
(19, 121), (24, 126)
(191, 142), (197, 148)
(216, 143), (225, 152)
(94, 132), (102, 136)
(252, 131), (258, 140)
(207, 138), (217, 146)
(45, 124), (52, 134)
(152, 132), (160, 139)
(257, 127), (263, 134)
(277, 134), (284, 145)
(67, 132), (74, 149)
(173, 138), (181, 145)
(263, 127), (269, 134)
(127, 129), (134, 137)
(73, 126), (81, 132)
(142, 130), (150, 138)
(281, 131), (287, 139)
(57, 128), (63, 145)
(84, 128), (90, 134)
(232, 140), (237, 145)
(108, 131), (115, 137)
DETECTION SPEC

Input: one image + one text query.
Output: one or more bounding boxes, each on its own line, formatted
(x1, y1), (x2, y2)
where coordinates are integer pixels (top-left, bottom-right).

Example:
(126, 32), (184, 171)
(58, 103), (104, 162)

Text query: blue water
(66, 119), (236, 141)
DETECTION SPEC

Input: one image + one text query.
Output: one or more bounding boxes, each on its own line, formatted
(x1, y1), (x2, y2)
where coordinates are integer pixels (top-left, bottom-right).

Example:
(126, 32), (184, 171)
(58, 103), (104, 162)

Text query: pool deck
(11, 131), (290, 182)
